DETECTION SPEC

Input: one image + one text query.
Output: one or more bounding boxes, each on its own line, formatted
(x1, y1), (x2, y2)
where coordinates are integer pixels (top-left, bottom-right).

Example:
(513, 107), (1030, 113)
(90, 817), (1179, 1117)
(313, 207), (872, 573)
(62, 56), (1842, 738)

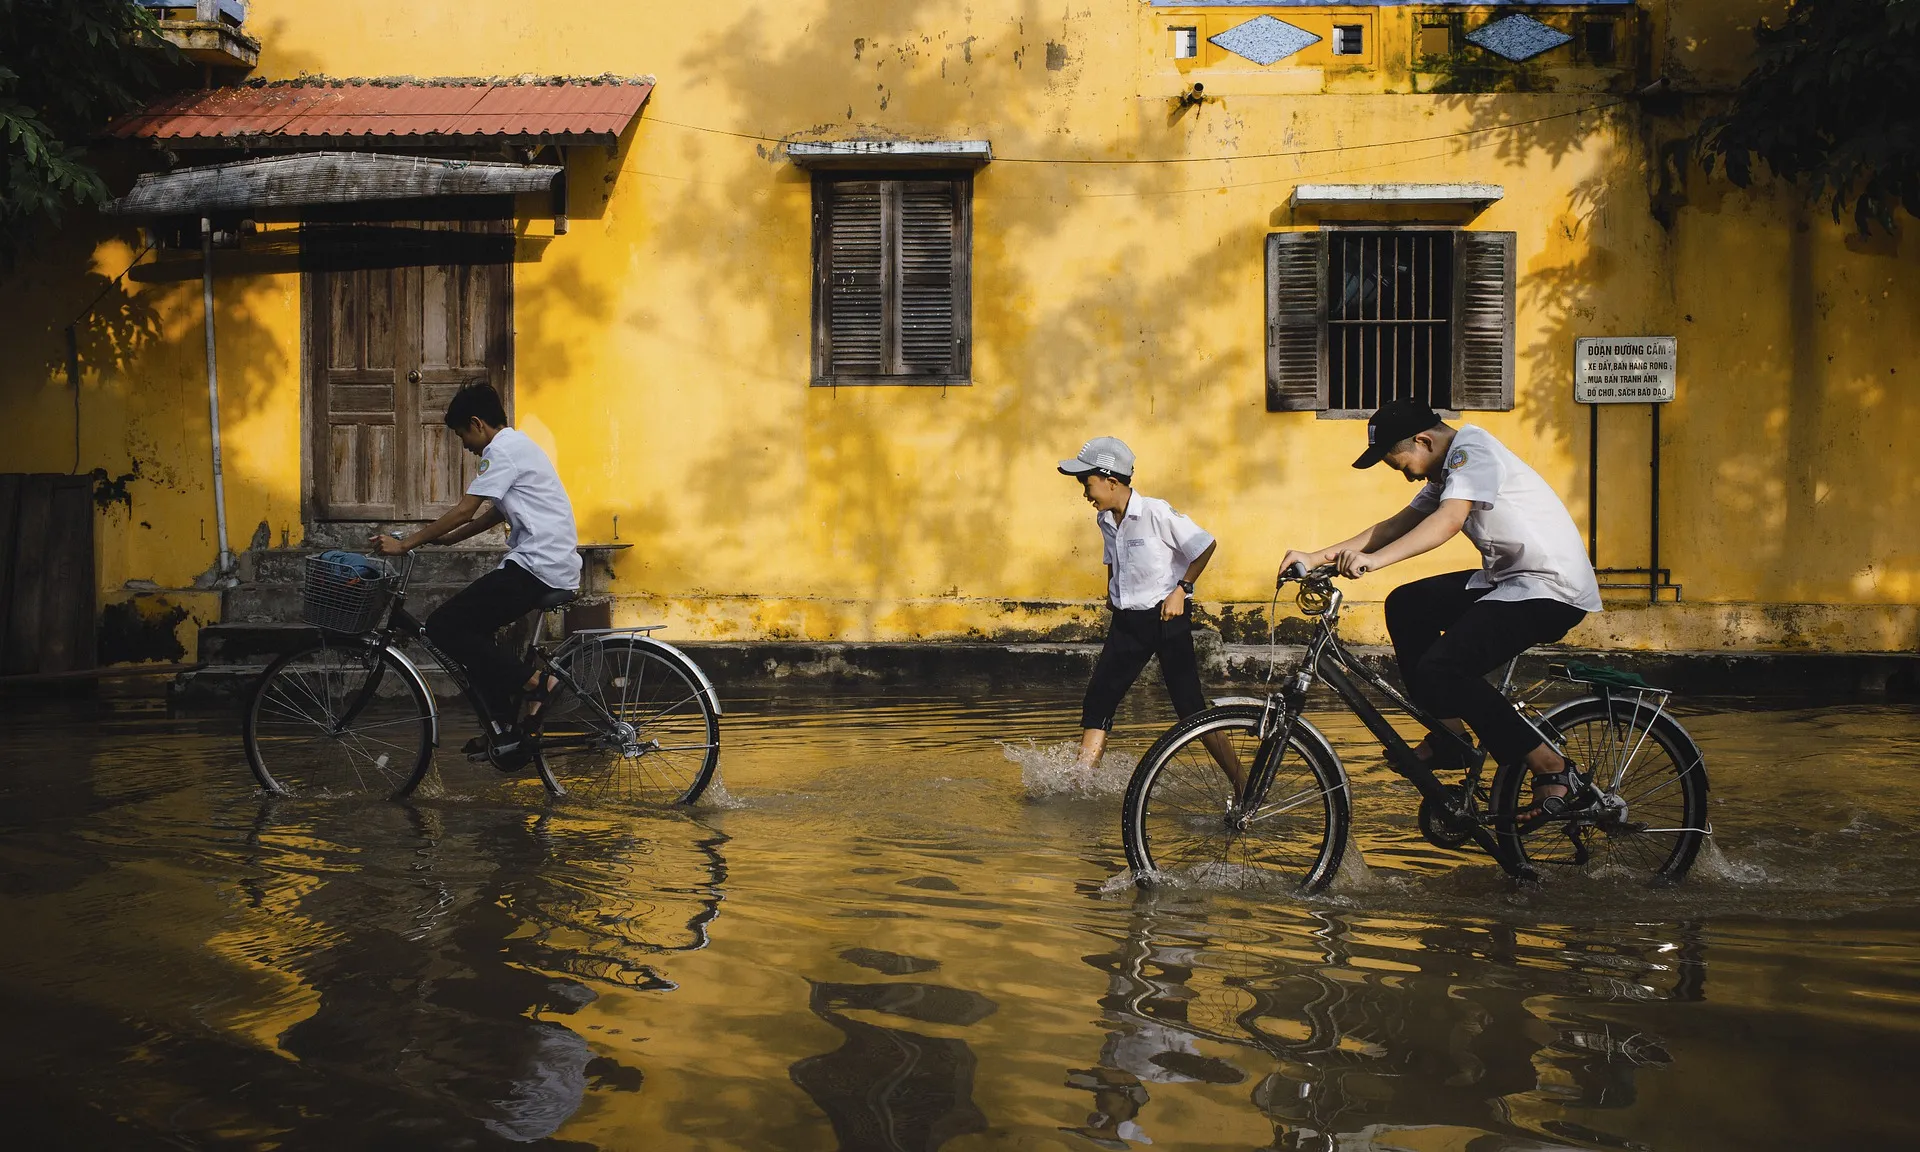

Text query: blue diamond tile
(1466, 15), (1573, 62)
(1210, 16), (1321, 67)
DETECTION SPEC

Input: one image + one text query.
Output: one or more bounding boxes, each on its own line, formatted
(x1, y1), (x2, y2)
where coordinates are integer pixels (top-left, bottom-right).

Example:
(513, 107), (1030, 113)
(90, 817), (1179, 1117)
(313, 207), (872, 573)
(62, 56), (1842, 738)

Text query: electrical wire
(642, 99), (1625, 167)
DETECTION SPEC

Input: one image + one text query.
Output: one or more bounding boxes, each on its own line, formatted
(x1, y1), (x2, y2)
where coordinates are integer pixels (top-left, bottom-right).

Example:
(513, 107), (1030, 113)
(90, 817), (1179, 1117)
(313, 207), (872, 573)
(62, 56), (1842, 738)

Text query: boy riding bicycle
(1280, 401), (1602, 817)
(371, 382), (581, 766)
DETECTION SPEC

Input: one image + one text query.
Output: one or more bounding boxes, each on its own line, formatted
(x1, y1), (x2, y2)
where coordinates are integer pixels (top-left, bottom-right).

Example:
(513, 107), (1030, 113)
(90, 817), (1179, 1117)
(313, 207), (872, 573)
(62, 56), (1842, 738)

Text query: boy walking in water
(1059, 438), (1242, 790)
(372, 382), (581, 766)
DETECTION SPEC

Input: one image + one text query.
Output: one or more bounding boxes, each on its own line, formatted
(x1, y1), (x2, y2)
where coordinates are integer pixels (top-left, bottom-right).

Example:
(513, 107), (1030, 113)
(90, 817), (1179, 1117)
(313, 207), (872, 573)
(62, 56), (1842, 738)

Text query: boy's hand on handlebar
(1334, 549), (1377, 578)
(369, 533), (408, 557)
(1278, 550), (1320, 586)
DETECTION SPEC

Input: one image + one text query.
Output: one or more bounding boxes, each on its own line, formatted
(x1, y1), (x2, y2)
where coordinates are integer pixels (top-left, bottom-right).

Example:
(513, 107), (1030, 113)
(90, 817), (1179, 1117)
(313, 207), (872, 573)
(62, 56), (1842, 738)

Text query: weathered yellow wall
(2, 0), (1916, 658)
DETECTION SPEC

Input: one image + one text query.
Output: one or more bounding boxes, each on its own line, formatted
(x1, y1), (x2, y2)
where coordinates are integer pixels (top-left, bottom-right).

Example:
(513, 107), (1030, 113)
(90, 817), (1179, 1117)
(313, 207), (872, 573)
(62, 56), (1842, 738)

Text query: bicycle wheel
(1492, 697), (1709, 884)
(534, 638), (720, 804)
(243, 639), (436, 798)
(1123, 704), (1350, 892)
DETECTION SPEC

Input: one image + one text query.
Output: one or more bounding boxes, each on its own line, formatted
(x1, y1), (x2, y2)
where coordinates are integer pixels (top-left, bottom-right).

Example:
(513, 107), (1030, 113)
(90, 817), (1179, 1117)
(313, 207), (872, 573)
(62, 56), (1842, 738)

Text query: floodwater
(2, 688), (1918, 1150)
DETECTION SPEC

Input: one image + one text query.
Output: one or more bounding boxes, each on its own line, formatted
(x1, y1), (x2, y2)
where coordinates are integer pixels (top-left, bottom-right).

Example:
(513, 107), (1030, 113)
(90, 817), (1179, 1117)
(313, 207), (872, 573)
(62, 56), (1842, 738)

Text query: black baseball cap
(1352, 400), (1444, 468)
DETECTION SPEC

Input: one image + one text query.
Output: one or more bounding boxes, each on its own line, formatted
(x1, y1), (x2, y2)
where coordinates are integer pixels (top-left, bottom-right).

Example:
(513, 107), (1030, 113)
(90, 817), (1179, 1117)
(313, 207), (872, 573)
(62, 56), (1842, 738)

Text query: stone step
(246, 546), (509, 587)
(171, 659), (466, 710)
(196, 622), (322, 666)
(222, 581), (476, 624)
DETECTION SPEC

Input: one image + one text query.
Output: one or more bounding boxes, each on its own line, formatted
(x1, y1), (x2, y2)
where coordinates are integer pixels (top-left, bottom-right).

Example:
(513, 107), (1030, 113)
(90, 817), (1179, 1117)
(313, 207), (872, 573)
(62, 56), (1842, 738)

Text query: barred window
(812, 175), (972, 386)
(1265, 227), (1515, 414)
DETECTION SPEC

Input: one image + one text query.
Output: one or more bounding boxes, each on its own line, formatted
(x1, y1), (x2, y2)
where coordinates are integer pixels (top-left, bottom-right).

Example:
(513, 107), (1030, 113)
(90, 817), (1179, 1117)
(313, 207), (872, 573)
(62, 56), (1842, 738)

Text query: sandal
(1519, 762), (1588, 821)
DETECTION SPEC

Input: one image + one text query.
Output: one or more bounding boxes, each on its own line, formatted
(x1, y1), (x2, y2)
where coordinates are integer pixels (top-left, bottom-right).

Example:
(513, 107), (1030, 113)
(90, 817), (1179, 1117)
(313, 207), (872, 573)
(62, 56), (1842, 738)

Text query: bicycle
(242, 551), (722, 804)
(1121, 563), (1710, 890)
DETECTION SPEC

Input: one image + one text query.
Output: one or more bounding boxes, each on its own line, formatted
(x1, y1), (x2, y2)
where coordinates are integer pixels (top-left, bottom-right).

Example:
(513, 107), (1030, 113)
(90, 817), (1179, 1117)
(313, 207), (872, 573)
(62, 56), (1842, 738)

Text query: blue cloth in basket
(315, 550), (387, 583)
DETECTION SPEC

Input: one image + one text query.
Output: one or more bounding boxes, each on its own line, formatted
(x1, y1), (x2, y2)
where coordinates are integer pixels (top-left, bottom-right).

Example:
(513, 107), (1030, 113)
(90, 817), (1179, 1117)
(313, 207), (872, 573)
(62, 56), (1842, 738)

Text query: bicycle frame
(1246, 577), (1538, 875)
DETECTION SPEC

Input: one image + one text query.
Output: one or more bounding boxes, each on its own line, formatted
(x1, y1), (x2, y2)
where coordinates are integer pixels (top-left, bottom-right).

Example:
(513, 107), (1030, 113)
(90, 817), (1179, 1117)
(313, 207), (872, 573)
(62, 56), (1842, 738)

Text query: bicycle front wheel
(1122, 705), (1350, 892)
(243, 639), (437, 798)
(1492, 696), (1709, 884)
(534, 638), (720, 804)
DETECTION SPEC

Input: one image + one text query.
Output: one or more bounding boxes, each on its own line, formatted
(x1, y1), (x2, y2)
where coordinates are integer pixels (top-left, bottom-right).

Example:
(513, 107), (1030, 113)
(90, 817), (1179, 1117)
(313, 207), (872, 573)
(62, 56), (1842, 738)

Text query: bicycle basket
(301, 552), (398, 633)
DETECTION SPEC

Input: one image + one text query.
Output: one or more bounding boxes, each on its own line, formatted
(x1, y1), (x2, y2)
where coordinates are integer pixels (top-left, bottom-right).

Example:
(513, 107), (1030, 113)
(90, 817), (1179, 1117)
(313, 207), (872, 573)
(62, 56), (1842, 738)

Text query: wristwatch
(1177, 579), (1196, 595)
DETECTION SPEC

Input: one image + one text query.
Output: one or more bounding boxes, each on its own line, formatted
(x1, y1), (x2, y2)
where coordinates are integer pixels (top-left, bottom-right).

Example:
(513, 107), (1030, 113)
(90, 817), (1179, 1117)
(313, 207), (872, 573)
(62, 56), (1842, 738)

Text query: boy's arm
(1281, 505), (1427, 579)
(370, 494), (488, 555)
(1161, 541), (1217, 619)
(1335, 500), (1471, 577)
(437, 503), (506, 546)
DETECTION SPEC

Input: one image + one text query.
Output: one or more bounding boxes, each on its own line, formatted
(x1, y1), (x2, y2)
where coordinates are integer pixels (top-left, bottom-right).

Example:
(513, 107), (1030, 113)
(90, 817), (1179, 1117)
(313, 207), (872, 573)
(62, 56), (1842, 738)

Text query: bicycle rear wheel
(243, 639), (436, 798)
(1122, 704), (1350, 892)
(534, 637), (720, 804)
(1492, 697), (1709, 884)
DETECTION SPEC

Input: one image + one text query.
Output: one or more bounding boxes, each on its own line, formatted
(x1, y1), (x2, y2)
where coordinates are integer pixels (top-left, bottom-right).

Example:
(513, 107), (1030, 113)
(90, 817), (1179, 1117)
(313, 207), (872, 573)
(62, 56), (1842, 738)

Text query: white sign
(1575, 337), (1677, 404)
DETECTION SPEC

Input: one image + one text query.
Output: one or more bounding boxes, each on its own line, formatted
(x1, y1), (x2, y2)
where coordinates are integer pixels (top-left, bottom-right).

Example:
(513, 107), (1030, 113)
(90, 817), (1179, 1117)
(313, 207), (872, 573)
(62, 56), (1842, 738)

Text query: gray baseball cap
(1058, 436), (1135, 478)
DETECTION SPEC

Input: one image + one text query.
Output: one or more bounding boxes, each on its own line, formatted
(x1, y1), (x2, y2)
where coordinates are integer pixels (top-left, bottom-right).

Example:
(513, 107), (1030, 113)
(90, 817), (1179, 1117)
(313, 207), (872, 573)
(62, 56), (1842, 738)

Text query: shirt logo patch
(1447, 447), (1468, 470)
(477, 458), (491, 474)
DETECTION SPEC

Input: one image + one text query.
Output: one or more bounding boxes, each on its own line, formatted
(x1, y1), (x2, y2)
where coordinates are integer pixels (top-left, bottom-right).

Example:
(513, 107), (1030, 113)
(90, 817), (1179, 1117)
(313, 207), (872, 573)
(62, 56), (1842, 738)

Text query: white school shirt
(466, 427), (582, 591)
(1098, 493), (1215, 611)
(1408, 424), (1602, 612)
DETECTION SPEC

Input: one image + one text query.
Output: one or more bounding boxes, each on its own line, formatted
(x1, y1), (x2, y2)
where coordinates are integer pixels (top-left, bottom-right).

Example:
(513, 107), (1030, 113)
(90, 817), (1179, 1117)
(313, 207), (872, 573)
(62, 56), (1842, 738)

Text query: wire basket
(301, 553), (398, 633)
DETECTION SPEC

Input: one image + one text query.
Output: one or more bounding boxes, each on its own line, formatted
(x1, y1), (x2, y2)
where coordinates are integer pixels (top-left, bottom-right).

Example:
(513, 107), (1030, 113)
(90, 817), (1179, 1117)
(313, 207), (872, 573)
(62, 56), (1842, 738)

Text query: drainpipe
(201, 216), (234, 580)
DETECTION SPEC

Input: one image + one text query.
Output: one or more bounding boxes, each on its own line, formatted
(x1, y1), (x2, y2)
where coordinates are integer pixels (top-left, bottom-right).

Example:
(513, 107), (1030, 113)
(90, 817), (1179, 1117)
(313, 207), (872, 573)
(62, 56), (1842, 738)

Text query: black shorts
(1080, 605), (1208, 731)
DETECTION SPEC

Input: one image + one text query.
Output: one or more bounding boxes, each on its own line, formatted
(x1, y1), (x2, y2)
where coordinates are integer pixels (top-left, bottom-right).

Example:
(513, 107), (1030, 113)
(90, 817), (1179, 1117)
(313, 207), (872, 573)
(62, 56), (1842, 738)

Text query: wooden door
(309, 221), (512, 521)
(0, 474), (96, 676)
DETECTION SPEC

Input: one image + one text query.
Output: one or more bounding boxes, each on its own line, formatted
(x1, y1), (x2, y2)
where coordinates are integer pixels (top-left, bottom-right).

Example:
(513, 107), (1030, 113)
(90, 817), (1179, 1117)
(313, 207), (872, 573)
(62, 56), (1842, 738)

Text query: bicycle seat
(533, 587), (577, 611)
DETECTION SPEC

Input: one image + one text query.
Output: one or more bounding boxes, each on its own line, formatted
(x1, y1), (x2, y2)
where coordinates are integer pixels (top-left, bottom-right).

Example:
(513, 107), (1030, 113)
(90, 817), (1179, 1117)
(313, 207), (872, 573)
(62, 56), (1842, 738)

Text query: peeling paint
(97, 597), (189, 664)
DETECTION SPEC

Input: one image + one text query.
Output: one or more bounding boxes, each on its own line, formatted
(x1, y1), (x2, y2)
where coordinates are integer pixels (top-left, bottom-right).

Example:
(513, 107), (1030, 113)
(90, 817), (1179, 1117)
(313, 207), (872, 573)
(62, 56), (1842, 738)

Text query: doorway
(305, 220), (513, 523)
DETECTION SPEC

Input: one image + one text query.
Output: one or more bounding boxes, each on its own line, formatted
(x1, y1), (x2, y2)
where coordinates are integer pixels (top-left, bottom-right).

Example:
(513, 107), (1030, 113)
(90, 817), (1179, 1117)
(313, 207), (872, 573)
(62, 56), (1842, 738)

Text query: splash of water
(695, 777), (748, 810)
(1692, 837), (1771, 885)
(1000, 739), (1136, 799)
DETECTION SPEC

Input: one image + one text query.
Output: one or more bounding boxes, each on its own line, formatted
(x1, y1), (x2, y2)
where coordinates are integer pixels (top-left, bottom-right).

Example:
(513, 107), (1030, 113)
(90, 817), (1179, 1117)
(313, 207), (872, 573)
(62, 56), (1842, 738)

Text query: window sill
(1317, 408), (1467, 420)
(812, 374), (972, 388)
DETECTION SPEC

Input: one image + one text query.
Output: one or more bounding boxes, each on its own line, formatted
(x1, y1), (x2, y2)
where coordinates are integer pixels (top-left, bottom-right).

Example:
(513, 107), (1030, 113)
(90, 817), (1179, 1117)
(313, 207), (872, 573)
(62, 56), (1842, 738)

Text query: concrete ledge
(673, 640), (1920, 700)
(161, 639), (1919, 711)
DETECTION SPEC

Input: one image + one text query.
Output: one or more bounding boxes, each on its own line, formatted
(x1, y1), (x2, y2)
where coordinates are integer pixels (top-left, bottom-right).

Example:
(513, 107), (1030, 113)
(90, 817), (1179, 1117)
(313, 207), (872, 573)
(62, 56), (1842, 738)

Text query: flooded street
(3, 690), (1918, 1150)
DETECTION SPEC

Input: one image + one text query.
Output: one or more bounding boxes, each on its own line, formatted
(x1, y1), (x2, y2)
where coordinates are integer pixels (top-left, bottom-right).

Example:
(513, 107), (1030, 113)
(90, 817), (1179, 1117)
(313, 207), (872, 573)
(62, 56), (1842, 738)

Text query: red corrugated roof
(110, 78), (653, 146)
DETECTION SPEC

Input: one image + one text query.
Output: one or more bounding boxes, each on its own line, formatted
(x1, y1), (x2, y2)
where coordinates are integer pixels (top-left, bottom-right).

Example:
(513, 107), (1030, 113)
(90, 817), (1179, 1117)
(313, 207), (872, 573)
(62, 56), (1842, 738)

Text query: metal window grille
(1333, 25), (1365, 56)
(1327, 230), (1454, 410)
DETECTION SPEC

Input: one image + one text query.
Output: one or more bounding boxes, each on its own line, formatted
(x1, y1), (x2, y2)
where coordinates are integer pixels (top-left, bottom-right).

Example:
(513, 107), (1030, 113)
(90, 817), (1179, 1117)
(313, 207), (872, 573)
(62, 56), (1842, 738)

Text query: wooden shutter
(815, 176), (970, 384)
(1452, 230), (1516, 410)
(897, 180), (964, 376)
(1266, 230), (1327, 412)
(819, 181), (887, 376)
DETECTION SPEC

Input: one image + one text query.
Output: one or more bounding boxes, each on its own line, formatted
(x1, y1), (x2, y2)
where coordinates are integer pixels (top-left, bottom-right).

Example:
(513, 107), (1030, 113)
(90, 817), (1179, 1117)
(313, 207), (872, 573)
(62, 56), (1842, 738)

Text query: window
(1171, 26), (1198, 59)
(1333, 25), (1365, 56)
(812, 175), (972, 386)
(1264, 228), (1515, 414)
(1418, 20), (1455, 58)
(1328, 231), (1452, 410)
(1582, 19), (1618, 65)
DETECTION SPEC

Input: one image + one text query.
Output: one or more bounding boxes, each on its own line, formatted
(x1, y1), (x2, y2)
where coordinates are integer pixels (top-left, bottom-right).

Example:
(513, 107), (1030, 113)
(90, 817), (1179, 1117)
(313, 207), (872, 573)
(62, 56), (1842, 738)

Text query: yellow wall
(3, 0), (1917, 658)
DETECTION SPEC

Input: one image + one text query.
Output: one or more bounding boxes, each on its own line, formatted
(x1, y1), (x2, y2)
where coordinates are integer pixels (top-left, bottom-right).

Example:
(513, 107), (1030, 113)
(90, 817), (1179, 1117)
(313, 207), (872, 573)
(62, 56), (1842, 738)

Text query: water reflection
(1079, 895), (1706, 1149)
(228, 798), (728, 1143)
(789, 953), (997, 1152)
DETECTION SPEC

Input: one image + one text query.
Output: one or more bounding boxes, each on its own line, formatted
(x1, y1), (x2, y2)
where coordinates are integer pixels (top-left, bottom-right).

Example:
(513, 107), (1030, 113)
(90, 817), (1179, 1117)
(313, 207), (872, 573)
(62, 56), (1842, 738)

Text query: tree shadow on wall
(558, 0), (1317, 636)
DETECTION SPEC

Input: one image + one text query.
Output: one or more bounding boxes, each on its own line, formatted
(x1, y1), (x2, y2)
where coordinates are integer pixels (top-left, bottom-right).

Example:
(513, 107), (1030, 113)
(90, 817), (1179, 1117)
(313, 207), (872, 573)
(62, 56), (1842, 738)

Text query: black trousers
(1080, 606), (1208, 731)
(1384, 571), (1587, 765)
(425, 560), (554, 718)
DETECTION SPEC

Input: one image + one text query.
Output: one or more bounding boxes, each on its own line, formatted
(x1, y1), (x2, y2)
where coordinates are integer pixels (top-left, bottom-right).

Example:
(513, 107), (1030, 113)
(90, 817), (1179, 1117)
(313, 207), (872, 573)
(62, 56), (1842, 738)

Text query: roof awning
(1291, 183), (1505, 207)
(787, 140), (992, 169)
(107, 152), (561, 217)
(109, 77), (653, 149)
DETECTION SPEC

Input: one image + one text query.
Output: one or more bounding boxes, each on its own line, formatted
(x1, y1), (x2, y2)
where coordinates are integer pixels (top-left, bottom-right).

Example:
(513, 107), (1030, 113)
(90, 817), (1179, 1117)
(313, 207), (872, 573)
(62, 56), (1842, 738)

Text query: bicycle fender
(1539, 695), (1707, 789)
(382, 645), (441, 748)
(620, 635), (724, 717)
